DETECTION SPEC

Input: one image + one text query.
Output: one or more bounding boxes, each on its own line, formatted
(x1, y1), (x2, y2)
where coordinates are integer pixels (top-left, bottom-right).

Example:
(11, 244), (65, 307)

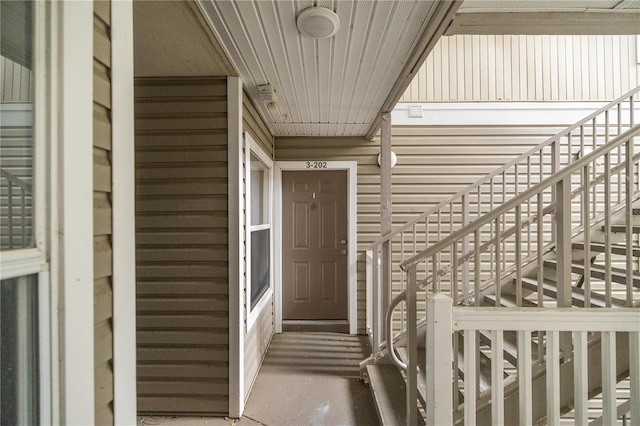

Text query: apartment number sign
(306, 161), (327, 169)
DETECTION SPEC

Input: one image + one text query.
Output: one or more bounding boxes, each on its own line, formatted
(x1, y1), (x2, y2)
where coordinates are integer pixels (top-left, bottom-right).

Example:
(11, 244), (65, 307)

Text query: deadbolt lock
(341, 240), (347, 245)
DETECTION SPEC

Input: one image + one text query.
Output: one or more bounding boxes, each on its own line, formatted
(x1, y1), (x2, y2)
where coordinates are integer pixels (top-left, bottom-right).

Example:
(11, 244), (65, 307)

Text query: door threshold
(282, 320), (349, 333)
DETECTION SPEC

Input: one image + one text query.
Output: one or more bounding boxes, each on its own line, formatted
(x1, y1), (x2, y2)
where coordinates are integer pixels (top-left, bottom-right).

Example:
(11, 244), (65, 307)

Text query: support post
(380, 112), (393, 334)
(426, 294), (453, 426)
(554, 178), (573, 355)
(406, 267), (418, 426)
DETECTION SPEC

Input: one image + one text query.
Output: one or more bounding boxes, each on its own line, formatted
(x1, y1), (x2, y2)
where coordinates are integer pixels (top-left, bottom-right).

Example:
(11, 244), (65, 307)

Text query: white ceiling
(198, 0), (456, 137)
(196, 0), (639, 138)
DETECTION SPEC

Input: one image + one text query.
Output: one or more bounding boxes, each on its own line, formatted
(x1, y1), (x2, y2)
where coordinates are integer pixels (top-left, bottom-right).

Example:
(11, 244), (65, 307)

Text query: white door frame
(274, 161), (357, 335)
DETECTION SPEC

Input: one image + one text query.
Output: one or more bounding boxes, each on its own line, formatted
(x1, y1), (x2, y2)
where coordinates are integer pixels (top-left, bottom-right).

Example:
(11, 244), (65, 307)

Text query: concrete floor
(138, 332), (379, 426)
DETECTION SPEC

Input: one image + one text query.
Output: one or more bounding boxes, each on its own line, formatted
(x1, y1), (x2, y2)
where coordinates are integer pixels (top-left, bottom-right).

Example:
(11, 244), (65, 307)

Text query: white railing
(392, 125), (640, 424)
(366, 86), (640, 352)
(426, 295), (640, 426)
(1, 168), (32, 250)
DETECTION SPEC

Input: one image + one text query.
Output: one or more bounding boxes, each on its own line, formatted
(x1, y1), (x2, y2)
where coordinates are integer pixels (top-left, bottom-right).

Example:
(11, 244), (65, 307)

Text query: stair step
(572, 242), (640, 257)
(604, 225), (640, 233)
(456, 334), (493, 393)
(366, 364), (407, 426)
(483, 294), (537, 308)
(477, 329), (539, 366)
(543, 260), (640, 288)
(520, 277), (627, 308)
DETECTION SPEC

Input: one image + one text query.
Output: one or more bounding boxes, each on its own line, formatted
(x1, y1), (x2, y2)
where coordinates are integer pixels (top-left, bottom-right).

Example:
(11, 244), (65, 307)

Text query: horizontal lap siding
(401, 35), (640, 102)
(275, 124), (568, 332)
(135, 77), (229, 415)
(93, 2), (114, 424)
(242, 93), (274, 400)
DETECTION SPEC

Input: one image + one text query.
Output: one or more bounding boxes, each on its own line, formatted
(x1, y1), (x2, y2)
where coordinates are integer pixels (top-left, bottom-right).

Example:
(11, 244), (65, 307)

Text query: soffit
(198, 0), (449, 137)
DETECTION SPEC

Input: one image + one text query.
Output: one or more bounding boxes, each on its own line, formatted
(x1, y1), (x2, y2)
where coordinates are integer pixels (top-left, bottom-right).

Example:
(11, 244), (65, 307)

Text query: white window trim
(245, 132), (274, 331)
(0, 2), (54, 424)
(273, 161), (358, 335)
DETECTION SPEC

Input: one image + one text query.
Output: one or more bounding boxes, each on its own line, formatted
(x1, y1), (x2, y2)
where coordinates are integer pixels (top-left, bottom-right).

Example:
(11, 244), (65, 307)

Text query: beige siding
(244, 299), (273, 394)
(93, 2), (114, 424)
(135, 77), (229, 415)
(275, 124), (572, 332)
(242, 92), (275, 400)
(243, 92), (274, 156)
(0, 56), (33, 103)
(401, 35), (640, 102)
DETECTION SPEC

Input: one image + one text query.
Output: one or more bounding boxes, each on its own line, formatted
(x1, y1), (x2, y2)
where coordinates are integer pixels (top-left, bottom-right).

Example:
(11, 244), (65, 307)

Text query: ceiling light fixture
(296, 7), (340, 39)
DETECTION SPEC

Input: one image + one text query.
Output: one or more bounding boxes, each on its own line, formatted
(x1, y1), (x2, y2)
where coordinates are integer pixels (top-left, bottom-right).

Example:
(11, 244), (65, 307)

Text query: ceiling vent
(296, 7), (340, 39)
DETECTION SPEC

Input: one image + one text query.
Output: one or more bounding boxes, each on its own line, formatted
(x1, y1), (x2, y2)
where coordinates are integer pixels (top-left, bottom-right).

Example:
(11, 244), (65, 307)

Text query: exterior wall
(1, 56), (33, 103)
(242, 93), (274, 400)
(93, 1), (115, 424)
(400, 35), (640, 102)
(134, 77), (229, 415)
(275, 123), (574, 332)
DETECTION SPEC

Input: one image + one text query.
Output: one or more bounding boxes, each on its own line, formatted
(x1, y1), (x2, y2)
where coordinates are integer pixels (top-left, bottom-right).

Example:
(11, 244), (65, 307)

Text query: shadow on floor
(242, 332), (379, 426)
(137, 333), (379, 426)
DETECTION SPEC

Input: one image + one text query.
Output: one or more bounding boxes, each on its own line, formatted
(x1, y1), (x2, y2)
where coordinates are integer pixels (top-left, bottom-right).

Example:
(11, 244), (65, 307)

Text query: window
(246, 133), (273, 324)
(0, 1), (49, 424)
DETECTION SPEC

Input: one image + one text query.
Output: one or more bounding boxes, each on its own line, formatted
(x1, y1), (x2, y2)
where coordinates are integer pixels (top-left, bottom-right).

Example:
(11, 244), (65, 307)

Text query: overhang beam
(446, 11), (640, 36)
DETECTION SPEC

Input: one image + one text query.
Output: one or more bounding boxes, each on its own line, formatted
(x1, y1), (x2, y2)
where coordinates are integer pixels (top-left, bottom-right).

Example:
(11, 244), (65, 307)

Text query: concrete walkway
(138, 332), (379, 426)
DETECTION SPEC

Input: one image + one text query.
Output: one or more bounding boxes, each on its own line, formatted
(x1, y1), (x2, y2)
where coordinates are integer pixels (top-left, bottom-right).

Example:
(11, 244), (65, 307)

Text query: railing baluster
(582, 163), (591, 307)
(8, 181), (14, 249)
(371, 245), (381, 350)
(494, 217), (501, 306)
(474, 229), (481, 306)
(462, 194), (470, 303)
(515, 205), (522, 306)
(626, 137), (634, 306)
(605, 151), (612, 307)
(490, 178), (495, 280)
(527, 156), (532, 255)
(491, 330), (504, 425)
(464, 330), (477, 426)
(601, 331), (617, 425)
(537, 192), (544, 307)
(546, 330), (560, 426)
(518, 330), (533, 425)
(20, 189), (27, 247)
(433, 254), (440, 293)
(452, 242), (459, 305)
(630, 331), (640, 424)
(502, 171), (507, 273)
(592, 118), (598, 220)
(574, 331), (589, 425)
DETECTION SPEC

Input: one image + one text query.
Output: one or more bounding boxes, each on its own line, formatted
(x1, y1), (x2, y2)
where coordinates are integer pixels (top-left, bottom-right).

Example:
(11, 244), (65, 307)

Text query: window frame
(245, 132), (273, 330)
(0, 1), (52, 424)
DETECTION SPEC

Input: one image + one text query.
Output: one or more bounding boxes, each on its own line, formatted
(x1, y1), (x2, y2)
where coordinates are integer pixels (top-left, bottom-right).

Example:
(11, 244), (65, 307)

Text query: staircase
(362, 87), (640, 425)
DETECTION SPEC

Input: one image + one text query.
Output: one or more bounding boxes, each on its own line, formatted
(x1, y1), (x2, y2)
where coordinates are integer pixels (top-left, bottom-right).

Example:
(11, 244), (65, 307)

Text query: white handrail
(368, 86), (640, 250)
(401, 125), (640, 271)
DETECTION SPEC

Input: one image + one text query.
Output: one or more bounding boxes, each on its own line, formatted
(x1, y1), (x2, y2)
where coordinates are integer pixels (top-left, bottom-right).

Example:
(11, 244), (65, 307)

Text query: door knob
(339, 249), (347, 255)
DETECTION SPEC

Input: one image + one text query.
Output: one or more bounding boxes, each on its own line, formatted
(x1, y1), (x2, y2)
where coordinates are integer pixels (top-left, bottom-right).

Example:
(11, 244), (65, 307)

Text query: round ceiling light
(297, 7), (340, 39)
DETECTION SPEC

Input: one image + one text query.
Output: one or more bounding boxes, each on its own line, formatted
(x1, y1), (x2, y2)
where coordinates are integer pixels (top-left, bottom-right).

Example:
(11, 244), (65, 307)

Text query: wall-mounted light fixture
(377, 151), (398, 168)
(297, 7), (340, 39)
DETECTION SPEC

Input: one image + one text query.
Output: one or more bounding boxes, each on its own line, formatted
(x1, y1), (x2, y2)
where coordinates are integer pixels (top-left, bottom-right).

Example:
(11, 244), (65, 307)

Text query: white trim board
(58, 1), (95, 423)
(392, 101), (611, 126)
(111, 1), (137, 424)
(274, 161), (358, 335)
(227, 76), (244, 418)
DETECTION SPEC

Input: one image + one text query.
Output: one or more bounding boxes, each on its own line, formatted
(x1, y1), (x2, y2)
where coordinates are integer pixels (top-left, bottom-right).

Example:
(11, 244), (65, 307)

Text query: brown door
(282, 170), (348, 320)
